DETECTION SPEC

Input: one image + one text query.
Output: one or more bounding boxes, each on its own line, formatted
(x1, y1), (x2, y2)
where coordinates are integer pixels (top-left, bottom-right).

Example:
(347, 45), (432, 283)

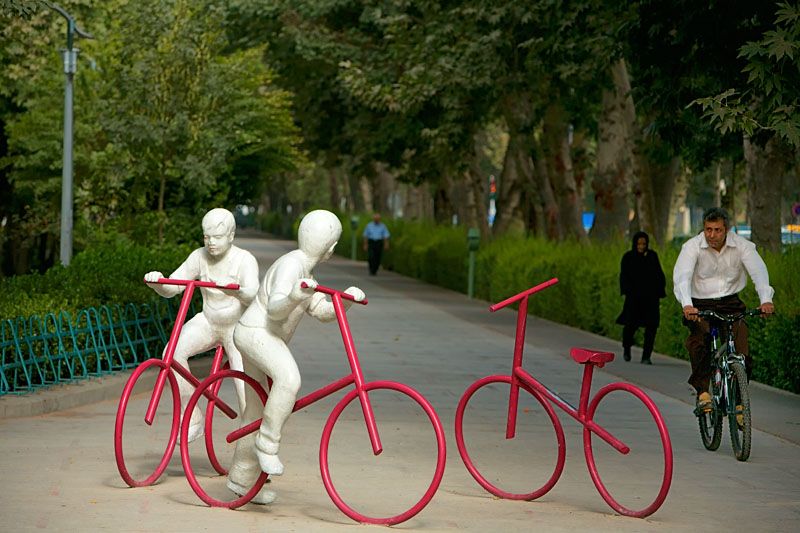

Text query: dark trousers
(623, 324), (657, 361)
(367, 239), (384, 275)
(686, 294), (749, 394)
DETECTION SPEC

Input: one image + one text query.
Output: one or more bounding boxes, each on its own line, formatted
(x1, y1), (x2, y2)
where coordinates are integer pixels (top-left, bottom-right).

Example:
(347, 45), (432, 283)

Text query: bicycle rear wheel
(698, 369), (723, 451)
(454, 375), (565, 501)
(727, 361), (751, 461)
(584, 383), (672, 518)
(114, 359), (180, 487)
(320, 381), (446, 526)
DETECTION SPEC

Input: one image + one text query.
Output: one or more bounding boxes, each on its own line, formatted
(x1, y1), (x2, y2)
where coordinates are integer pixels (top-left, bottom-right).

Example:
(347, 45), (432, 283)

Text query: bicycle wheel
(698, 369), (723, 451)
(180, 369), (269, 508)
(584, 383), (672, 518)
(114, 359), (180, 487)
(454, 375), (565, 500)
(728, 361), (751, 461)
(320, 381), (446, 526)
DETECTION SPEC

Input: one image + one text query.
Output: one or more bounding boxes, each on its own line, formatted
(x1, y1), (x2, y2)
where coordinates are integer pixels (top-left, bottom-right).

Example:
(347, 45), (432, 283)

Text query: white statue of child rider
(144, 208), (259, 443)
(225, 209), (365, 504)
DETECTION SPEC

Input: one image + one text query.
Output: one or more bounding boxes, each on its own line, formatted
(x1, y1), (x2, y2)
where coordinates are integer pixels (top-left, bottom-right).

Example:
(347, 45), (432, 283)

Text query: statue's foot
(186, 422), (204, 443)
(256, 450), (284, 476)
(226, 479), (276, 505)
(177, 410), (204, 444)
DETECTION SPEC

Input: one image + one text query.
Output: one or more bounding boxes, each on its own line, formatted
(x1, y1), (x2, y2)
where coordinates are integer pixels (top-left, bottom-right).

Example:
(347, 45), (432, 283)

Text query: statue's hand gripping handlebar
(300, 282), (368, 305)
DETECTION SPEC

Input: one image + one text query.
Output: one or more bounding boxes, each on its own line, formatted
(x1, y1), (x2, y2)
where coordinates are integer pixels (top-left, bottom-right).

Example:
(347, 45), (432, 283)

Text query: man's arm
(740, 242), (775, 312)
(673, 240), (699, 321)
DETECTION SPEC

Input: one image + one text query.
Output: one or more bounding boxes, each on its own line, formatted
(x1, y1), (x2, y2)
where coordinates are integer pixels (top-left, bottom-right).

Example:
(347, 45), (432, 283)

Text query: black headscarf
(631, 230), (649, 253)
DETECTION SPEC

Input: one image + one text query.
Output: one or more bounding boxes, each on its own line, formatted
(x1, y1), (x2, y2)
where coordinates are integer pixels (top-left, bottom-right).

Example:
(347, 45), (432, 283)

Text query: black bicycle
(693, 309), (764, 462)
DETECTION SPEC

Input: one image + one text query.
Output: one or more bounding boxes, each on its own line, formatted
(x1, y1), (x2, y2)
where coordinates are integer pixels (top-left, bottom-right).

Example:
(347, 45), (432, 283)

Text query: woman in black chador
(616, 231), (666, 364)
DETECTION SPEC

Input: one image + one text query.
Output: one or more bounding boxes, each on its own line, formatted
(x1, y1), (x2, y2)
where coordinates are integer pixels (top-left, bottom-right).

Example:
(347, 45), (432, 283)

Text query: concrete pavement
(1, 236), (798, 532)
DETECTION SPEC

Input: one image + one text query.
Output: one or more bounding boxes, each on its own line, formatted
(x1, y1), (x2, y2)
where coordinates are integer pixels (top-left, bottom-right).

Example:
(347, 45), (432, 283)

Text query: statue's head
(202, 208), (236, 257)
(297, 210), (341, 262)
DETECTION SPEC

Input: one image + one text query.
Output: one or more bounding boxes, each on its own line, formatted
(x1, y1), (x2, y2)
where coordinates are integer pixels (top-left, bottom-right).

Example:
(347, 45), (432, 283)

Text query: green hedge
(335, 219), (800, 394)
(0, 236), (191, 321)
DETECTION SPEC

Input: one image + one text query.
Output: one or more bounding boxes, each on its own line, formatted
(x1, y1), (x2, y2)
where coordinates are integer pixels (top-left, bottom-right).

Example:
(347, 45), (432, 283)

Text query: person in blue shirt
(362, 213), (390, 275)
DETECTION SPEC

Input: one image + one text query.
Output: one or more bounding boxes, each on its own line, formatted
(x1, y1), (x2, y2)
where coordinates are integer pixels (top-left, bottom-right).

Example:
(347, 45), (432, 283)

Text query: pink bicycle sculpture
(114, 278), (240, 487)
(180, 283), (447, 526)
(455, 278), (673, 518)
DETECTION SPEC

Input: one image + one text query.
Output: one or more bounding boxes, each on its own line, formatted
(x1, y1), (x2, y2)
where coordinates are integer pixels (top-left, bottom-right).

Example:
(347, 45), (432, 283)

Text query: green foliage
(367, 219), (800, 393)
(0, 237), (191, 321)
(0, 0), (45, 18)
(690, 2), (800, 148)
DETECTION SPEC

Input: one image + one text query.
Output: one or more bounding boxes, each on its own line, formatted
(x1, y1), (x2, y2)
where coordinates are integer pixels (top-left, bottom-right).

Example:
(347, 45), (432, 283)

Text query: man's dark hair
(703, 207), (730, 228)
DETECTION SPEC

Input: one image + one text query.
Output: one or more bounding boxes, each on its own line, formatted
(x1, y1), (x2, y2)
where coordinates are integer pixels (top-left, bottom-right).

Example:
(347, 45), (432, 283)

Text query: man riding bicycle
(672, 207), (775, 412)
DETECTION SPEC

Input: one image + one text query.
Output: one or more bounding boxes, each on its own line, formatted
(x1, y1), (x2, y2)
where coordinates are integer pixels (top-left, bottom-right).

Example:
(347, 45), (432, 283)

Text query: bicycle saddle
(570, 348), (615, 366)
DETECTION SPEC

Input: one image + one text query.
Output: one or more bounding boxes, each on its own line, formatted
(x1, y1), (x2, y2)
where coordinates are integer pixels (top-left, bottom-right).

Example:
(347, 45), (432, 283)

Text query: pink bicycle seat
(570, 348), (615, 366)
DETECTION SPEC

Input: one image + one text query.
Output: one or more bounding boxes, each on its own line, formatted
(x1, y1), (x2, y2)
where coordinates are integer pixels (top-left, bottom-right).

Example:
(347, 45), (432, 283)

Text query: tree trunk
(403, 183), (432, 220)
(666, 158), (690, 242)
(743, 134), (787, 253)
(543, 103), (587, 243)
(591, 67), (631, 242)
(359, 177), (374, 214)
(612, 59), (659, 244)
(464, 152), (490, 238)
(433, 173), (455, 224)
(651, 156), (684, 245)
(531, 136), (561, 240)
(328, 167), (341, 212)
(492, 130), (524, 236)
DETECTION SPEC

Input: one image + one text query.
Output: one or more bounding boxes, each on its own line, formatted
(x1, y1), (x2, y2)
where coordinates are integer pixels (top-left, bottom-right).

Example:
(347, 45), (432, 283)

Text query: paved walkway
(1, 236), (798, 532)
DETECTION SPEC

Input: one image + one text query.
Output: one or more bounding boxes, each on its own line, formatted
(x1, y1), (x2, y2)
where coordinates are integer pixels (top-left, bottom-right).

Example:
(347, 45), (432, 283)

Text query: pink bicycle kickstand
(114, 278), (241, 487)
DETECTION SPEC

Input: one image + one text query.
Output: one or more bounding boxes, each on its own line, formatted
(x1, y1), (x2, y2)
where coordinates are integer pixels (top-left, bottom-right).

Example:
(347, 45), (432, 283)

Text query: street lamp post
(49, 3), (93, 267)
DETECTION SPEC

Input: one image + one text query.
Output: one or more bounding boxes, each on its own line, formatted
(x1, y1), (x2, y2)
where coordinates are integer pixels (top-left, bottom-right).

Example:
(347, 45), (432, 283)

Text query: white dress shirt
(673, 231), (774, 308)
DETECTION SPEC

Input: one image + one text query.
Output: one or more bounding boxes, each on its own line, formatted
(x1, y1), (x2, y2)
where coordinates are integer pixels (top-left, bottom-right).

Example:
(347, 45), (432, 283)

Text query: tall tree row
(3, 0), (797, 277)
(1, 0), (300, 276)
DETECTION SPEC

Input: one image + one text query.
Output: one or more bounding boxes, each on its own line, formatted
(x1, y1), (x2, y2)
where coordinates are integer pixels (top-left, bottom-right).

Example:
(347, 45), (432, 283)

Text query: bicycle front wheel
(584, 383), (673, 518)
(728, 361), (751, 461)
(114, 359), (180, 487)
(454, 375), (565, 500)
(698, 370), (723, 451)
(320, 381), (446, 526)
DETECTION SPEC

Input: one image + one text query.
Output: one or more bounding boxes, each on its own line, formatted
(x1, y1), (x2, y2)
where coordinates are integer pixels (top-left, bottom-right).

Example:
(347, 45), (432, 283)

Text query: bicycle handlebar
(691, 309), (766, 323)
(143, 278), (240, 290)
(300, 282), (368, 305)
(489, 278), (559, 312)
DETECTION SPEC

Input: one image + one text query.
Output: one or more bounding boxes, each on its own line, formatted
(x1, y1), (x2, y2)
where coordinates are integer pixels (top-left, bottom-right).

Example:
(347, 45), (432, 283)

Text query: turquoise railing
(0, 296), (199, 396)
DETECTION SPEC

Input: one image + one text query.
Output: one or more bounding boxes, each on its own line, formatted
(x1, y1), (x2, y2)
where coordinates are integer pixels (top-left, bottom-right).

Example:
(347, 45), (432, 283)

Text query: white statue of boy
(144, 208), (259, 442)
(226, 209), (365, 504)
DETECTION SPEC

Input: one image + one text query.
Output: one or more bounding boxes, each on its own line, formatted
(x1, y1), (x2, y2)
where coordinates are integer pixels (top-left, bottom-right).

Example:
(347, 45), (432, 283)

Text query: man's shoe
(696, 392), (712, 412)
(623, 348), (631, 362)
(736, 404), (744, 429)
(641, 358), (652, 365)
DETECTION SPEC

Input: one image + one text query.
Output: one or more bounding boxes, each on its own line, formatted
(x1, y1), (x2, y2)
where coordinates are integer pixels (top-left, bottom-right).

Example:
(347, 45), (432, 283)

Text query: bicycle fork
(331, 292), (383, 456)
